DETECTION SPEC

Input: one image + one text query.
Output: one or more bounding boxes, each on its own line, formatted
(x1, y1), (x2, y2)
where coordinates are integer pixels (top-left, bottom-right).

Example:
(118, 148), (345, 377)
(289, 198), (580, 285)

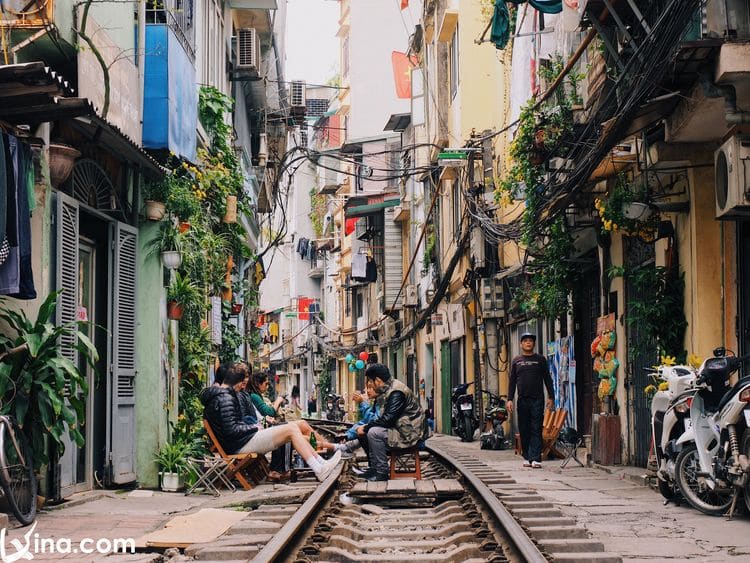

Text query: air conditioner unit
(404, 284), (418, 307)
(236, 28), (260, 70)
(290, 80), (306, 107)
(715, 135), (750, 218)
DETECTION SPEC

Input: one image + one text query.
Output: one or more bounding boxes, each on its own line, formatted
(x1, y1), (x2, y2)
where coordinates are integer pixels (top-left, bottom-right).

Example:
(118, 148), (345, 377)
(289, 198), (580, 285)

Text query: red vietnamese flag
(392, 51), (417, 99)
(345, 216), (360, 236)
(401, 0), (409, 9)
(298, 297), (314, 321)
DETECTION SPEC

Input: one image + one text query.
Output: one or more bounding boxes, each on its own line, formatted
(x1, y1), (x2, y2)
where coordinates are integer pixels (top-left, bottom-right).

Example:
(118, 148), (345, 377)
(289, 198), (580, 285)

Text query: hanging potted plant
(223, 195), (238, 224)
(143, 178), (170, 221)
(167, 272), (200, 321)
(165, 174), (200, 229)
(154, 440), (189, 492)
(48, 143), (81, 188)
(230, 302), (243, 315)
(147, 221), (184, 270)
(594, 174), (657, 240)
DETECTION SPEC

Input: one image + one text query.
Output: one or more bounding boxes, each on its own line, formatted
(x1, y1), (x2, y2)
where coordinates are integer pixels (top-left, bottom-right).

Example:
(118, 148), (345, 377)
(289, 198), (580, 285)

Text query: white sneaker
(531, 461), (542, 469)
(315, 451), (342, 482)
(522, 460), (532, 468)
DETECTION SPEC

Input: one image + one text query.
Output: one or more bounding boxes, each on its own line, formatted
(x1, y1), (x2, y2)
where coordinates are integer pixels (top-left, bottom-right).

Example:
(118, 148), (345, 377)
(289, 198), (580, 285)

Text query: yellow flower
(660, 355), (676, 366)
(658, 382), (669, 391)
(644, 384), (657, 396)
(687, 354), (703, 369)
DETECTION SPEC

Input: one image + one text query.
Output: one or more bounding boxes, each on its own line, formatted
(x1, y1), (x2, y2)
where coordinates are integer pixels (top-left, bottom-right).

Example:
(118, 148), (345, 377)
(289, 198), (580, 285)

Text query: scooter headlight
(674, 397), (692, 414)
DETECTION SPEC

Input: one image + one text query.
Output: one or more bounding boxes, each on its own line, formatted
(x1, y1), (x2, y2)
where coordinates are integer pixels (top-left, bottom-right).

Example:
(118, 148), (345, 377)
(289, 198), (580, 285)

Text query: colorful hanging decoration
(591, 314), (618, 400)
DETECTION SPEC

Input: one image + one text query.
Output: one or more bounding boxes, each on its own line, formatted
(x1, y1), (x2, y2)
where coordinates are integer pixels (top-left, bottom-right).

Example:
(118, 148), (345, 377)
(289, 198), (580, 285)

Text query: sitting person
(356, 363), (426, 481)
(200, 362), (340, 482)
(333, 379), (380, 458)
(246, 370), (335, 451)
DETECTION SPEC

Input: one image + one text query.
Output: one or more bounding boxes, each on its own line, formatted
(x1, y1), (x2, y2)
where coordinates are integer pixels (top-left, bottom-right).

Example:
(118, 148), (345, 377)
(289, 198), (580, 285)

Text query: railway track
(187, 422), (620, 562)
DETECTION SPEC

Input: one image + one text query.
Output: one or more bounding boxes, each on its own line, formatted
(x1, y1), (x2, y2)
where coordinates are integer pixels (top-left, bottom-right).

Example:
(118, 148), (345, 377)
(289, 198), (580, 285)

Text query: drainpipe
(138, 0), (146, 143)
(700, 69), (750, 124)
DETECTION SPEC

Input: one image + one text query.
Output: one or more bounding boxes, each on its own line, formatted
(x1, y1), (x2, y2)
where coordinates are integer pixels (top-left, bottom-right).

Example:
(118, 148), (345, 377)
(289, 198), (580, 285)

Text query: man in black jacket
(507, 332), (554, 468)
(355, 363), (425, 481)
(200, 363), (340, 482)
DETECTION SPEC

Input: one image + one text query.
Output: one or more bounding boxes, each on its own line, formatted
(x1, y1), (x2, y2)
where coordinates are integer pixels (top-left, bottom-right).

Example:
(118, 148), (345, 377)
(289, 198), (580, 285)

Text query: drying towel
(8, 137), (35, 299)
(351, 253), (368, 280)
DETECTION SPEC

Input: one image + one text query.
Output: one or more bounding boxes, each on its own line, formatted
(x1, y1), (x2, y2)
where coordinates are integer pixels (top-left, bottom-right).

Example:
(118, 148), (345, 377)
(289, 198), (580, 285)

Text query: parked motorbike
(675, 347), (750, 516)
(451, 381), (477, 442)
(647, 363), (697, 501)
(324, 393), (345, 422)
(480, 390), (509, 450)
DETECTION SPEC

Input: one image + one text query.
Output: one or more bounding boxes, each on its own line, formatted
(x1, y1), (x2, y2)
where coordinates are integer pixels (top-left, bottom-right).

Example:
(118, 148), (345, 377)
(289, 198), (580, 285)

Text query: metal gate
(625, 236), (656, 467)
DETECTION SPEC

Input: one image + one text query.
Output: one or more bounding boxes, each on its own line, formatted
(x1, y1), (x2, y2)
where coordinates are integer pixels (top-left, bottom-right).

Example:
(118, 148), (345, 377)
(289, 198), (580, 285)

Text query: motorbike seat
(715, 376), (750, 412)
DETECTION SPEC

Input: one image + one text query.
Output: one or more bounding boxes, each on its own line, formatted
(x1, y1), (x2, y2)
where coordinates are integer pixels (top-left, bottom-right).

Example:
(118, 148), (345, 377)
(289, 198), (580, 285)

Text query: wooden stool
(388, 446), (422, 480)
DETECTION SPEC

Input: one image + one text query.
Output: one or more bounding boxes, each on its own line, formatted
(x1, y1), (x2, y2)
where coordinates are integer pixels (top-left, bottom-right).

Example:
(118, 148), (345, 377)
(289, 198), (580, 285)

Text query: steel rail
(426, 441), (548, 563)
(252, 461), (343, 563)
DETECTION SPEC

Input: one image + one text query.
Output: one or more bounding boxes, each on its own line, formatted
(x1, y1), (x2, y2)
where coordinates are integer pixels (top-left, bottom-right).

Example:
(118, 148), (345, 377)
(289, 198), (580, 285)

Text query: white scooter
(647, 364), (697, 501)
(675, 348), (750, 516)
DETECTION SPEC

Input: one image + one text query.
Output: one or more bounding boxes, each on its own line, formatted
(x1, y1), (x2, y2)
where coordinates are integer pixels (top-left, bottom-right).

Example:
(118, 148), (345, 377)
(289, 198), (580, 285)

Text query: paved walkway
(1, 482), (315, 562)
(2, 439), (749, 562)
(431, 435), (750, 562)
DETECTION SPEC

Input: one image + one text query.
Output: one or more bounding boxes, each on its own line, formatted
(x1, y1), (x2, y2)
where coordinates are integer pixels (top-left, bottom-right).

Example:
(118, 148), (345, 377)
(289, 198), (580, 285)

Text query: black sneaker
(366, 472), (389, 482)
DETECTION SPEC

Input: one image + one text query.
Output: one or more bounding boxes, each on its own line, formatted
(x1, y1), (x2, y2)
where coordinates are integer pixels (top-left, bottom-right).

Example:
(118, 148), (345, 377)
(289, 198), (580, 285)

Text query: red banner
(345, 216), (360, 236)
(392, 51), (417, 99)
(401, 0), (409, 9)
(298, 297), (314, 321)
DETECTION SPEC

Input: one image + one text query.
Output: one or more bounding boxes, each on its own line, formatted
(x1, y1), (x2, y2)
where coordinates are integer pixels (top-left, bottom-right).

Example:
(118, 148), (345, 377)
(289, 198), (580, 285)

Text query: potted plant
(146, 221), (183, 269)
(594, 174), (657, 239)
(143, 178), (170, 221)
(48, 143), (81, 187)
(165, 174), (200, 226)
(230, 302), (243, 315)
(154, 440), (189, 491)
(167, 272), (200, 321)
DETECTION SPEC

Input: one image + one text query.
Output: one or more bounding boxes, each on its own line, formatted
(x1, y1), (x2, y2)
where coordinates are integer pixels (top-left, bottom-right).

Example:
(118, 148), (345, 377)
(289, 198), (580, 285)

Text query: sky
(285, 0), (340, 86)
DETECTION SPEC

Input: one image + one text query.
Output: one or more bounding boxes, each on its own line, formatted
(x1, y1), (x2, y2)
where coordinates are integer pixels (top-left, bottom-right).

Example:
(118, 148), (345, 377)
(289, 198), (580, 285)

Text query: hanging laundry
(8, 137), (36, 299)
(0, 133), (6, 245)
(298, 237), (310, 258)
(268, 321), (279, 343)
(351, 252), (368, 280)
(307, 240), (317, 261)
(0, 134), (20, 295)
(365, 257), (378, 282)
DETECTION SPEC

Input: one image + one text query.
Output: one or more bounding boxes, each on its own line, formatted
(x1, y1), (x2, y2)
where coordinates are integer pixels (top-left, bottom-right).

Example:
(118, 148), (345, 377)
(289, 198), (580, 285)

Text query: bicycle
(0, 344), (37, 525)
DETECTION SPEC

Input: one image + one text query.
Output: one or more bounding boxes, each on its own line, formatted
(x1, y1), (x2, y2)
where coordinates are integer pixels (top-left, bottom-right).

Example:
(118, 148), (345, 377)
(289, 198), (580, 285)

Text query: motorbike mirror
(713, 347), (726, 357)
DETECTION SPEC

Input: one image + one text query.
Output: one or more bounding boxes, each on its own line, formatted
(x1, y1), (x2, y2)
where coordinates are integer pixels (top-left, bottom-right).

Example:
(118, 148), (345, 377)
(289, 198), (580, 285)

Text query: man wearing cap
(507, 332), (554, 468)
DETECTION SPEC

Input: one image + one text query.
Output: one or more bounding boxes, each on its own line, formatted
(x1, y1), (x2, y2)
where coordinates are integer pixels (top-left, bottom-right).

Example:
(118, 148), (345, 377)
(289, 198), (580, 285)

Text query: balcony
(308, 253), (324, 279)
(142, 1), (197, 160)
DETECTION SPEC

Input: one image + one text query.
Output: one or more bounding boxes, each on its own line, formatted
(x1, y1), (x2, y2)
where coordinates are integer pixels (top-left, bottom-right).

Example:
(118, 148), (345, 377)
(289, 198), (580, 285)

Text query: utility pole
(482, 132), (500, 397)
(468, 146), (484, 424)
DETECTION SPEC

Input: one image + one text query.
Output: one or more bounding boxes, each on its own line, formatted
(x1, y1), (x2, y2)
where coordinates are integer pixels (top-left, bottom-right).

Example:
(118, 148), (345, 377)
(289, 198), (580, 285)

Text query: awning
(384, 113), (411, 132)
(345, 198), (400, 218)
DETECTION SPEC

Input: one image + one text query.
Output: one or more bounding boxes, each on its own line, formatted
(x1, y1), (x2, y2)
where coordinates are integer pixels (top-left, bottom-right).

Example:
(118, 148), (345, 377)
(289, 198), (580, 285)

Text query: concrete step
(527, 525), (589, 540)
(510, 507), (565, 518)
(496, 495), (546, 502)
(224, 519), (282, 534)
(520, 516), (577, 527)
(550, 552), (622, 563)
(539, 539), (605, 553)
(503, 500), (555, 509)
(189, 545), (259, 560)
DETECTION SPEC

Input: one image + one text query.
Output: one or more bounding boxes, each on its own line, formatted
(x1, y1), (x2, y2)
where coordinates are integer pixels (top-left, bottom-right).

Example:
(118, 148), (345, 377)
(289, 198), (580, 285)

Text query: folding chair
(557, 427), (585, 469)
(203, 419), (269, 490)
(541, 408), (568, 459)
(184, 456), (236, 496)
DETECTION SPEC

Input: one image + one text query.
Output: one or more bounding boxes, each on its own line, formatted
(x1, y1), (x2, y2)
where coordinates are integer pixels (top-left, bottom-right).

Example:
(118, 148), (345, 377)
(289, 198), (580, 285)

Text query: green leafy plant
(310, 188), (327, 237)
(168, 272), (201, 310)
(166, 174), (201, 221)
(0, 291), (98, 469)
(595, 174), (657, 240)
(142, 178), (170, 203)
(422, 227), (437, 271)
(147, 220), (183, 256)
(610, 264), (687, 362)
(153, 439), (190, 474)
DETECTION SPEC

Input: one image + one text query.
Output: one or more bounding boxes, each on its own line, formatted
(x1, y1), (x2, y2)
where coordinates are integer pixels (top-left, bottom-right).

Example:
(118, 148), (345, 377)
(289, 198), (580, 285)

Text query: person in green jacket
(245, 370), (334, 451)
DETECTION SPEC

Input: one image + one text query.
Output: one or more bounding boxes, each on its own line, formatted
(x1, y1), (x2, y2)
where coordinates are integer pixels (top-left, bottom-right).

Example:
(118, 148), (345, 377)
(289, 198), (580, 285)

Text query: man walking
(356, 363), (426, 481)
(507, 332), (554, 468)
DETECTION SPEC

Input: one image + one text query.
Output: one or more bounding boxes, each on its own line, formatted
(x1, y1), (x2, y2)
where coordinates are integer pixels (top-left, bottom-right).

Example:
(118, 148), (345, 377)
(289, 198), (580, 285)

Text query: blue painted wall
(143, 25), (197, 161)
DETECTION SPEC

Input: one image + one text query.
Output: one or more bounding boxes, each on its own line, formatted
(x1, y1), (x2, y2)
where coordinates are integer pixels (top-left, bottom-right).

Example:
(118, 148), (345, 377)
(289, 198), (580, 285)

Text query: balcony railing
(147, 0), (195, 61)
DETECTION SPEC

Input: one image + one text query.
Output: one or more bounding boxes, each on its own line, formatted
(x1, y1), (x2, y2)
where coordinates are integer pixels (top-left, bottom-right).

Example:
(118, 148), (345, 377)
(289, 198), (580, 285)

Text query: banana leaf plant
(0, 290), (99, 470)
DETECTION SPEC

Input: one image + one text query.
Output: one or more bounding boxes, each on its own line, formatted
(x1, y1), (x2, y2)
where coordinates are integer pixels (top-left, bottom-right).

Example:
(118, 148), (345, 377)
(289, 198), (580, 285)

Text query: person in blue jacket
(334, 378), (380, 457)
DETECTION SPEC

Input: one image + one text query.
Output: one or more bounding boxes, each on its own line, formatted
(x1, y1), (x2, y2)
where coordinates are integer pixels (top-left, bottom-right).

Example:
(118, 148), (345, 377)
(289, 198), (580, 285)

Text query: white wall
(347, 0), (412, 140)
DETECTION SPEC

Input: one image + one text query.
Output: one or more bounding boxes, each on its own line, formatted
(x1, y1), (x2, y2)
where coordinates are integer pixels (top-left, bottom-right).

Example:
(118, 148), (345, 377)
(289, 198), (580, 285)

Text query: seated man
(356, 363), (426, 481)
(200, 362), (341, 482)
(333, 378), (380, 459)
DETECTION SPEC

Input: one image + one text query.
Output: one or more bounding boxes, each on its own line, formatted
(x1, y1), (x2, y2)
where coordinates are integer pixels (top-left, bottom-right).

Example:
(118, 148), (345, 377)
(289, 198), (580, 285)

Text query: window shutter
(54, 193), (79, 365)
(383, 207), (403, 310)
(109, 221), (138, 484)
(54, 192), (79, 496)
